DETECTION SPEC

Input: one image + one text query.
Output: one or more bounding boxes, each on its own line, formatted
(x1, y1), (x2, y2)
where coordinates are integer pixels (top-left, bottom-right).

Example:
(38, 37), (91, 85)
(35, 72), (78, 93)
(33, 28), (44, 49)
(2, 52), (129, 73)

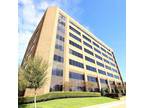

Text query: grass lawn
(19, 97), (118, 108)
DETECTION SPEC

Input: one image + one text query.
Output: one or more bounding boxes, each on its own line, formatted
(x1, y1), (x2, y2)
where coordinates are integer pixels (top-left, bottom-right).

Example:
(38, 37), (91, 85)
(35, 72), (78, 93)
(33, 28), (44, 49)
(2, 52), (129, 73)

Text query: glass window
(98, 69), (106, 75)
(69, 40), (82, 50)
(112, 68), (117, 73)
(94, 48), (101, 54)
(97, 61), (104, 67)
(100, 78), (107, 84)
(52, 68), (63, 76)
(102, 53), (108, 58)
(104, 59), (109, 64)
(55, 44), (64, 51)
(69, 59), (84, 68)
(95, 54), (103, 60)
(54, 55), (64, 62)
(83, 35), (91, 42)
(85, 56), (95, 63)
(109, 57), (113, 61)
(56, 34), (64, 42)
(105, 65), (111, 70)
(114, 75), (119, 79)
(107, 51), (112, 56)
(86, 65), (97, 72)
(69, 72), (84, 80)
(83, 41), (92, 49)
(84, 48), (94, 56)
(69, 49), (83, 58)
(101, 47), (106, 53)
(87, 76), (97, 82)
(107, 72), (113, 77)
(93, 42), (99, 48)
(69, 26), (81, 36)
(69, 32), (81, 42)
(110, 62), (116, 67)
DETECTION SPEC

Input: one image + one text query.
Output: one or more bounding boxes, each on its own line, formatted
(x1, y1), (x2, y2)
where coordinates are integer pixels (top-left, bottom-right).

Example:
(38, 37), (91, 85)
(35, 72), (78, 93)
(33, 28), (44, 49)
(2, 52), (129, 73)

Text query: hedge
(18, 91), (101, 104)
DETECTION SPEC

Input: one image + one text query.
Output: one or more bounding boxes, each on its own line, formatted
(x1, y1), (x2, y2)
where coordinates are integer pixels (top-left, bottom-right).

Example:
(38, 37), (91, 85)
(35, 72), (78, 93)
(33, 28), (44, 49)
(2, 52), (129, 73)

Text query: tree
(18, 67), (28, 96)
(21, 56), (48, 108)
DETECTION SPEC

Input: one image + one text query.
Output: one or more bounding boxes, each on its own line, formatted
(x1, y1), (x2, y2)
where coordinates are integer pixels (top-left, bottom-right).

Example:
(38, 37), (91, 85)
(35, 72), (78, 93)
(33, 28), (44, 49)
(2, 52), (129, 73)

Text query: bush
(18, 91), (101, 104)
(105, 93), (121, 99)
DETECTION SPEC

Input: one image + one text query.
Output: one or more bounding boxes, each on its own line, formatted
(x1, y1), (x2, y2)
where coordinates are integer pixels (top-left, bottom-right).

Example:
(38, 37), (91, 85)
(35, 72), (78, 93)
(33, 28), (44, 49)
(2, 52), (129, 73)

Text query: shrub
(105, 93), (120, 99)
(18, 91), (101, 104)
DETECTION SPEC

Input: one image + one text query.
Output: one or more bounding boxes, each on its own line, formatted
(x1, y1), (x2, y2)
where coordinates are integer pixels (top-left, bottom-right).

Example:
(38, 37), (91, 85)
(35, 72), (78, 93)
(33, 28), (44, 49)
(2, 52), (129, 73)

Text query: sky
(18, 0), (126, 81)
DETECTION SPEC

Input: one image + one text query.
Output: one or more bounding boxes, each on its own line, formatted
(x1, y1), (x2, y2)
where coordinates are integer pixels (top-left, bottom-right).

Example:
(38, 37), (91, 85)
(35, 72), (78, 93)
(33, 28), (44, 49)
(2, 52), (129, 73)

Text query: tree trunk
(34, 89), (37, 108)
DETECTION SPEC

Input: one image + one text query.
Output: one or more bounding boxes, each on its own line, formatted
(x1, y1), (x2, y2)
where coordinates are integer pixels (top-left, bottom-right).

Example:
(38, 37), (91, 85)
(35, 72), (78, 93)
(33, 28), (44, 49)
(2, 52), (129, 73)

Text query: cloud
(18, 0), (83, 64)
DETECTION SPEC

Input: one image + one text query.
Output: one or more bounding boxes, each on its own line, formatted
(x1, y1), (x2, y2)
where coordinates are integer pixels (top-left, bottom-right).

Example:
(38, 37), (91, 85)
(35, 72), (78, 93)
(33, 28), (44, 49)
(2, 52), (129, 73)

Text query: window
(56, 35), (64, 42)
(69, 32), (81, 42)
(87, 76), (97, 82)
(69, 40), (82, 50)
(107, 72), (113, 77)
(86, 65), (97, 72)
(83, 35), (91, 42)
(109, 57), (113, 61)
(102, 53), (108, 58)
(94, 48), (101, 54)
(98, 69), (106, 75)
(105, 65), (111, 70)
(100, 78), (107, 84)
(69, 59), (84, 68)
(55, 44), (64, 51)
(110, 62), (116, 67)
(83, 41), (92, 49)
(95, 54), (103, 60)
(69, 72), (84, 80)
(104, 59), (109, 64)
(114, 75), (119, 79)
(85, 56), (95, 63)
(54, 55), (64, 62)
(97, 61), (104, 67)
(101, 47), (106, 53)
(112, 68), (117, 73)
(84, 48), (94, 56)
(52, 68), (63, 76)
(69, 26), (81, 36)
(93, 42), (99, 48)
(69, 49), (83, 58)
(107, 51), (112, 56)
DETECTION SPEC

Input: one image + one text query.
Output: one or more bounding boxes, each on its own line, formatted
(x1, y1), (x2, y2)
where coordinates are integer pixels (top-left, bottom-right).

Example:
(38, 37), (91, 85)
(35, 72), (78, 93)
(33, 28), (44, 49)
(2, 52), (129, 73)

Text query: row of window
(86, 65), (97, 72)
(97, 61), (104, 68)
(69, 23), (113, 57)
(95, 54), (103, 60)
(69, 59), (84, 68)
(83, 41), (92, 49)
(69, 72), (84, 80)
(98, 69), (106, 75)
(87, 76), (97, 82)
(83, 35), (91, 42)
(84, 48), (94, 56)
(52, 67), (119, 80)
(69, 49), (83, 58)
(69, 32), (81, 42)
(85, 56), (95, 63)
(69, 26), (81, 36)
(68, 33), (113, 62)
(69, 40), (82, 50)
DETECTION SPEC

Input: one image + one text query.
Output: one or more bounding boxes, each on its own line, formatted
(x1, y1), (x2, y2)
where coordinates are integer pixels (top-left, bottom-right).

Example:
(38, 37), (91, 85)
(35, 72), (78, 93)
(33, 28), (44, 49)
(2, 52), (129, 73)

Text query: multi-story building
(22, 6), (124, 96)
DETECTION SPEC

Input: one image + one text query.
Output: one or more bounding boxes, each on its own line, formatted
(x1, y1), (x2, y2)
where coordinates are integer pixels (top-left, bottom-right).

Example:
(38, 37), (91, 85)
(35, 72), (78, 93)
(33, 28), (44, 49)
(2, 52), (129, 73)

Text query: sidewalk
(81, 97), (126, 108)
